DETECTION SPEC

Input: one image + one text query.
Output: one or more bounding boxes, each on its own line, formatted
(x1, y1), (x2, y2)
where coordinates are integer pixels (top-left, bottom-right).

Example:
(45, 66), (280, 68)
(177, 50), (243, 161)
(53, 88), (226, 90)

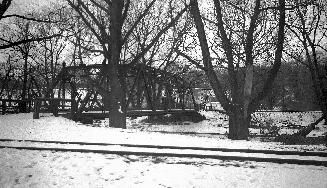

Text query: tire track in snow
(0, 138), (326, 167)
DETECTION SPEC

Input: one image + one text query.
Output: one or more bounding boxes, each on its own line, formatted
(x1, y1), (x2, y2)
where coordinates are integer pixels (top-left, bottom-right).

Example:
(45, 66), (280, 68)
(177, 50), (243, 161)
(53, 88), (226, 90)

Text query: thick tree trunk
(243, 64), (254, 117)
(107, 87), (126, 129)
(105, 64), (126, 129)
(107, 0), (126, 129)
(228, 109), (250, 140)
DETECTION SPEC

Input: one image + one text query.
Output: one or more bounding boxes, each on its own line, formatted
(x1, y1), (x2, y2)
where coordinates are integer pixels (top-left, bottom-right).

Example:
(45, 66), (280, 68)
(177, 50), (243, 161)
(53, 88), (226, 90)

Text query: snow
(126, 110), (327, 137)
(0, 112), (327, 187)
(2, 141), (327, 164)
(0, 113), (326, 151)
(1, 148), (327, 188)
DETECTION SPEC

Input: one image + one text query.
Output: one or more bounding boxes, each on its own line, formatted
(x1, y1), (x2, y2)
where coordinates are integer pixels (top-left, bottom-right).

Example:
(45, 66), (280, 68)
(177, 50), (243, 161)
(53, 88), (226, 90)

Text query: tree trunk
(189, 0), (232, 112)
(243, 64), (254, 117)
(107, 65), (126, 129)
(108, 96), (126, 129)
(20, 53), (28, 112)
(107, 0), (126, 129)
(228, 109), (250, 140)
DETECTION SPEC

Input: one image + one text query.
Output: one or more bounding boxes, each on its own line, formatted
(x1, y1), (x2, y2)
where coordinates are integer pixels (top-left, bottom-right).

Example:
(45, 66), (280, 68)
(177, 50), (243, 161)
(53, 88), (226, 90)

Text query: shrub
(274, 134), (325, 145)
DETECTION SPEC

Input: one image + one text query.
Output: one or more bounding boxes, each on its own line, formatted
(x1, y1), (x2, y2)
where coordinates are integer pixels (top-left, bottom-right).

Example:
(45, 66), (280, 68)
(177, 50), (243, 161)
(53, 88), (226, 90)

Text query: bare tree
(0, 0), (63, 50)
(181, 0), (286, 139)
(66, 0), (188, 128)
(284, 1), (327, 135)
(0, 4), (69, 111)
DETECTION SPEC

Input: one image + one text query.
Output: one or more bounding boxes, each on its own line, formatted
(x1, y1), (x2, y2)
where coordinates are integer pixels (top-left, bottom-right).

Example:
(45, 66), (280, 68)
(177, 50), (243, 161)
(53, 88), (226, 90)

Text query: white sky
(4, 0), (58, 15)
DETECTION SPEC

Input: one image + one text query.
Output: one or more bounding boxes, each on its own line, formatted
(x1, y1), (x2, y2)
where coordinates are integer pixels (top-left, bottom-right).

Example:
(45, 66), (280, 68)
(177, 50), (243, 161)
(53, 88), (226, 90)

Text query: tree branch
(0, 34), (60, 50)
(122, 0), (156, 44)
(127, 5), (188, 68)
(249, 0), (286, 113)
(0, 0), (11, 18)
(1, 14), (65, 23)
(213, 0), (239, 103)
(175, 49), (206, 70)
(122, 0), (130, 23)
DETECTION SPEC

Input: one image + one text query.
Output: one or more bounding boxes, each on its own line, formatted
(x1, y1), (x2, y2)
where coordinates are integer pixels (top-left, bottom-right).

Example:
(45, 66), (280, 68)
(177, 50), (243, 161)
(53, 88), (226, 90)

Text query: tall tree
(185, 0), (286, 139)
(66, 0), (188, 128)
(285, 1), (327, 124)
(1, 4), (68, 112)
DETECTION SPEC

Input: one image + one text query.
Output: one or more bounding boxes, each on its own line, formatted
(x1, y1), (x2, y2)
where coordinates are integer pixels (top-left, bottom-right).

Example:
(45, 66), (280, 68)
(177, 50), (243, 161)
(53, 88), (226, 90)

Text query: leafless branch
(1, 14), (65, 23)
(0, 34), (61, 50)
(175, 49), (205, 70)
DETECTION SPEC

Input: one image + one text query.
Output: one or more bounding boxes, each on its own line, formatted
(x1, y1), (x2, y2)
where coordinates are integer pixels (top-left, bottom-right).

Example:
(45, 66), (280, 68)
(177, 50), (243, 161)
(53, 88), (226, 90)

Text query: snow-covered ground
(125, 111), (327, 137)
(1, 148), (327, 188)
(0, 112), (326, 187)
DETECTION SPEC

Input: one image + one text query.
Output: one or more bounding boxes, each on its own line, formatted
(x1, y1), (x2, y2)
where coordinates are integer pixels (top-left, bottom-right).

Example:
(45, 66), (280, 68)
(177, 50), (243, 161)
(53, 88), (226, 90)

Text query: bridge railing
(33, 98), (76, 119)
(0, 99), (32, 115)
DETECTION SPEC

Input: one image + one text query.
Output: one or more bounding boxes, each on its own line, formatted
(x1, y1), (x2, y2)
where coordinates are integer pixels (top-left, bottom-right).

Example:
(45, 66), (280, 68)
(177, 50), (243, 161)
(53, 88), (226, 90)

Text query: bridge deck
(80, 109), (198, 119)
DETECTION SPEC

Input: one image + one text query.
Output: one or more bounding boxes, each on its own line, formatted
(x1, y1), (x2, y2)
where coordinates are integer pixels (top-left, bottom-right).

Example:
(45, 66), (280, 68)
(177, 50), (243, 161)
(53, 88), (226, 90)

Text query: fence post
(53, 99), (59, 117)
(2, 101), (6, 115)
(28, 100), (32, 113)
(209, 104), (213, 111)
(33, 98), (40, 119)
(62, 62), (66, 110)
(70, 99), (77, 119)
